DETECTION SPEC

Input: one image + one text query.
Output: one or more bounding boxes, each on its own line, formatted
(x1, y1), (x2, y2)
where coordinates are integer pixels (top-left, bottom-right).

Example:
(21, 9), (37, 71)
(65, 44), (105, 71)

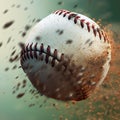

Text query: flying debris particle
(29, 89), (35, 94)
(71, 100), (77, 105)
(3, 9), (8, 14)
(7, 37), (11, 44)
(0, 42), (3, 47)
(66, 39), (73, 44)
(32, 18), (36, 23)
(23, 79), (27, 84)
(24, 7), (28, 11)
(17, 83), (21, 88)
(30, 0), (34, 4)
(22, 32), (26, 37)
(12, 46), (15, 50)
(25, 25), (31, 31)
(89, 41), (93, 46)
(9, 55), (19, 62)
(73, 4), (78, 8)
(16, 93), (25, 98)
(18, 66), (22, 69)
(29, 104), (35, 107)
(15, 76), (19, 79)
(58, 1), (63, 5)
(43, 99), (47, 104)
(22, 79), (27, 88)
(3, 20), (14, 29)
(12, 65), (17, 70)
(52, 103), (59, 110)
(35, 36), (41, 41)
(36, 19), (41, 23)
(56, 29), (64, 35)
(35, 95), (39, 99)
(15, 82), (21, 91)
(102, 83), (109, 88)
(4, 67), (9, 71)
(16, 4), (21, 8)
(59, 115), (63, 120)
(11, 4), (15, 7)
(11, 50), (16, 56)
(18, 42), (25, 49)
(12, 90), (16, 94)
(85, 39), (91, 44)
(39, 104), (42, 108)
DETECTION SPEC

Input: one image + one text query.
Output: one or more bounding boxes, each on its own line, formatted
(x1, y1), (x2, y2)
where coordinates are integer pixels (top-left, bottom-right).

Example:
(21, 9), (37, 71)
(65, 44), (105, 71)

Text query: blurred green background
(0, 0), (120, 120)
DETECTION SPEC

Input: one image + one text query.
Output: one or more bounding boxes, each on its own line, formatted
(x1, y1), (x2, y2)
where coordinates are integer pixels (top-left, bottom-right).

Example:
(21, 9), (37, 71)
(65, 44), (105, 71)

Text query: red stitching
(40, 43), (44, 53)
(60, 53), (64, 61)
(86, 22), (90, 32)
(63, 11), (71, 17)
(26, 43), (30, 59)
(54, 9), (108, 43)
(80, 19), (85, 28)
(96, 28), (102, 40)
(20, 43), (64, 67)
(34, 43), (38, 59)
(74, 16), (80, 24)
(92, 25), (97, 36)
(68, 13), (77, 20)
(30, 43), (33, 59)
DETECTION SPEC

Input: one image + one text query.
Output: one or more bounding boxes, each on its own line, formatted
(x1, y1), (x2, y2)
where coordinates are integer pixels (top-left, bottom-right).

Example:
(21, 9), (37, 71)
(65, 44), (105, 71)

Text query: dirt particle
(30, 0), (34, 4)
(73, 4), (78, 8)
(16, 93), (25, 98)
(39, 104), (42, 108)
(11, 4), (15, 7)
(3, 9), (8, 14)
(12, 65), (17, 70)
(66, 39), (73, 44)
(9, 55), (19, 62)
(22, 79), (27, 88)
(32, 18), (36, 23)
(4, 67), (9, 71)
(0, 42), (3, 47)
(25, 25), (31, 31)
(22, 32), (26, 37)
(3, 20), (14, 29)
(18, 42), (25, 49)
(24, 7), (28, 11)
(15, 76), (19, 79)
(16, 4), (21, 8)
(89, 41), (93, 46)
(11, 50), (16, 56)
(36, 19), (41, 23)
(29, 103), (35, 107)
(23, 79), (27, 84)
(85, 39), (91, 44)
(12, 90), (16, 94)
(58, 1), (63, 5)
(35, 36), (41, 41)
(56, 29), (64, 35)
(7, 37), (12, 44)
(17, 83), (21, 87)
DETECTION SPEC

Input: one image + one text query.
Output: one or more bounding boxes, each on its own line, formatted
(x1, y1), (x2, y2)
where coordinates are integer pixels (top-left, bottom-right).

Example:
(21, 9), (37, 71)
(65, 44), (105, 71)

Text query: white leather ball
(20, 10), (111, 101)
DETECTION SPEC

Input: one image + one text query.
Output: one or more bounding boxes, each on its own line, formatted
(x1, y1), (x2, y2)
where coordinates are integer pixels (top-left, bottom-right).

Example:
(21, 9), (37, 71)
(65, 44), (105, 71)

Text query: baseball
(20, 9), (111, 101)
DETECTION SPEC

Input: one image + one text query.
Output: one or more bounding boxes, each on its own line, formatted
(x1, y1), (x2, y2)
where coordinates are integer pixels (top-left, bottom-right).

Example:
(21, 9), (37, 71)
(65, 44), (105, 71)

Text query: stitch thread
(54, 9), (109, 43)
(20, 43), (65, 67)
